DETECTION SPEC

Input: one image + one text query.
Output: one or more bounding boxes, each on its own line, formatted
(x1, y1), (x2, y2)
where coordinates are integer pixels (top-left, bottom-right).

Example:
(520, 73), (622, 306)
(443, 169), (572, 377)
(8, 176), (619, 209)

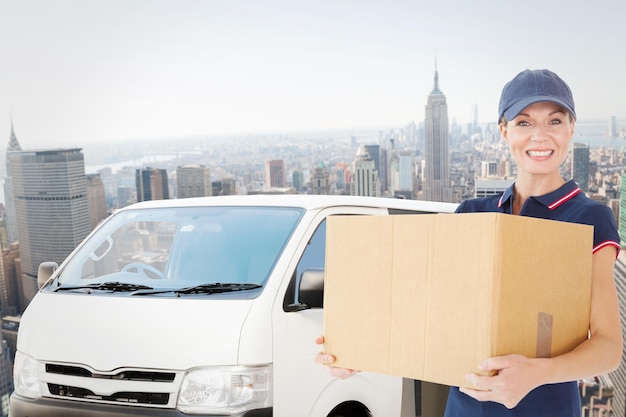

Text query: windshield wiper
(176, 282), (262, 295)
(54, 282), (154, 293)
(131, 282), (262, 296)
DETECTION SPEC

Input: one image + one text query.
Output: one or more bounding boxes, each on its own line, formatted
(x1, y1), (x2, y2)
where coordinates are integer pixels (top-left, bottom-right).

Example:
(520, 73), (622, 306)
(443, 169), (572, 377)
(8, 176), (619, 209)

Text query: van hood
(18, 293), (255, 372)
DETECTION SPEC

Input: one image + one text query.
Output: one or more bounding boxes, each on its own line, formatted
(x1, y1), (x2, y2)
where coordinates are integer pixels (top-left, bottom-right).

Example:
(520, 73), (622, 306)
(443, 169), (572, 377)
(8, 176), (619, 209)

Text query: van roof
(122, 194), (458, 214)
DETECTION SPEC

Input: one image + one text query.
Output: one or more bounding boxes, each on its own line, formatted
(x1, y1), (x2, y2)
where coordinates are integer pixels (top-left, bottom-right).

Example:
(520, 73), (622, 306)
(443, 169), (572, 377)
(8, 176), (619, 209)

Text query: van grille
(48, 384), (170, 405)
(46, 364), (175, 382)
(44, 363), (178, 407)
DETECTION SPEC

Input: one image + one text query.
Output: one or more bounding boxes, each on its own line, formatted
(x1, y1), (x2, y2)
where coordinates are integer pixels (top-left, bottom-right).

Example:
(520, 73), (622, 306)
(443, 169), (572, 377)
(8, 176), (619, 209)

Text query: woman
(316, 69), (622, 416)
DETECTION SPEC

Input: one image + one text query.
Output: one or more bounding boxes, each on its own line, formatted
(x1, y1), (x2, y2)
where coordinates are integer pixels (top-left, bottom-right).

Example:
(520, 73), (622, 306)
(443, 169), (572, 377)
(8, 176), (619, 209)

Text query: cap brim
(502, 95), (576, 121)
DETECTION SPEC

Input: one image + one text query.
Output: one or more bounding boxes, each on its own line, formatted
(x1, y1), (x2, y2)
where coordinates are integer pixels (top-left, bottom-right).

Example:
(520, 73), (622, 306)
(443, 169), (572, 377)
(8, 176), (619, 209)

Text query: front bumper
(9, 394), (272, 417)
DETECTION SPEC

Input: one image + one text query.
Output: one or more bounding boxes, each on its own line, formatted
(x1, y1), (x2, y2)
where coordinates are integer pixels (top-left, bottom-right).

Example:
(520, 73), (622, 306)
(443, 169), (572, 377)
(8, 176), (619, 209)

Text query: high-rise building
(380, 147), (389, 193)
(176, 164), (212, 198)
(422, 65), (452, 202)
(4, 121), (22, 243)
(350, 145), (380, 197)
(471, 102), (479, 135)
(136, 167), (169, 202)
(398, 150), (414, 192)
(336, 162), (349, 194)
(8, 148), (90, 306)
(86, 173), (108, 231)
(572, 143), (590, 192)
(117, 186), (135, 208)
(0, 340), (12, 416)
(607, 254), (626, 417)
(292, 170), (304, 192)
(364, 144), (381, 181)
(265, 159), (285, 188)
(311, 163), (330, 195)
(1, 243), (22, 316)
(609, 115), (618, 138)
(619, 174), (626, 247)
(480, 161), (500, 178)
(474, 179), (515, 198)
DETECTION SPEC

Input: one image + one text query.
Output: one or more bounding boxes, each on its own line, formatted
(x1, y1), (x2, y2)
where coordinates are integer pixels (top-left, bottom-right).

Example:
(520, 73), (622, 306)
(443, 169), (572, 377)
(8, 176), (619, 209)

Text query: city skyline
(1, 0), (626, 149)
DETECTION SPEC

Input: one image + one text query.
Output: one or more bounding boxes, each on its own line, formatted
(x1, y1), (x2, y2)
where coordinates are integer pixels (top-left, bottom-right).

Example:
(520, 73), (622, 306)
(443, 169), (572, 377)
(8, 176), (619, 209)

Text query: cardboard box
(323, 212), (593, 388)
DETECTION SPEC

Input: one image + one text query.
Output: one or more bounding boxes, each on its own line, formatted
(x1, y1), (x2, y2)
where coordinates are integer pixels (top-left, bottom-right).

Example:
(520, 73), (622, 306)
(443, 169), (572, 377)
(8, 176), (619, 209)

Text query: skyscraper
(176, 164), (212, 198)
(609, 115), (618, 138)
(398, 150), (414, 192)
(350, 145), (380, 197)
(572, 143), (590, 192)
(9, 148), (90, 305)
(422, 65), (452, 202)
(4, 121), (22, 243)
(136, 167), (169, 202)
(480, 161), (500, 178)
(311, 163), (330, 195)
(619, 174), (626, 247)
(86, 173), (108, 231)
(265, 159), (285, 189)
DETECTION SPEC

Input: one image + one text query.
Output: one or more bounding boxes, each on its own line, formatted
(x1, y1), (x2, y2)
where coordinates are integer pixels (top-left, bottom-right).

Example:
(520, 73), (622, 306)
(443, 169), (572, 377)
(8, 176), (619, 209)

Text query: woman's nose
(530, 125), (548, 141)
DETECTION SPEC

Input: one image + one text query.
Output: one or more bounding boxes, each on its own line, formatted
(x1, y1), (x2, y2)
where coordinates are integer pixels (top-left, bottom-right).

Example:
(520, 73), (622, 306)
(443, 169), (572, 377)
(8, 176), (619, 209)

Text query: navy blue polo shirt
(445, 180), (620, 417)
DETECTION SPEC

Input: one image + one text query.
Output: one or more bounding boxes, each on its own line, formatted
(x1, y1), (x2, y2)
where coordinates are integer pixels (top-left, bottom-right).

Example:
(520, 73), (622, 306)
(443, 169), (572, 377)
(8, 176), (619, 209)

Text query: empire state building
(422, 67), (452, 202)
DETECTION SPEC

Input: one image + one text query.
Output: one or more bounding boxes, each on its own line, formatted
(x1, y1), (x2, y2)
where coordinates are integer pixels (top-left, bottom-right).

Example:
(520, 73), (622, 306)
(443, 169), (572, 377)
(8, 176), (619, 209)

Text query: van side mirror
(285, 268), (324, 312)
(37, 262), (59, 288)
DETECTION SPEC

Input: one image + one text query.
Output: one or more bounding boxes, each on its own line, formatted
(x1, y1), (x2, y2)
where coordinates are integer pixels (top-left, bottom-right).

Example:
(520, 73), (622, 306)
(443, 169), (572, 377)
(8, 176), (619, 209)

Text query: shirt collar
(498, 180), (581, 210)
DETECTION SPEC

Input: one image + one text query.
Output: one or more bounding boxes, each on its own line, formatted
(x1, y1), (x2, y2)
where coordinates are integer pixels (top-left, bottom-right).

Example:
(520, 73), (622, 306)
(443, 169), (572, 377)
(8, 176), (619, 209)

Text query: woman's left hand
(459, 354), (545, 409)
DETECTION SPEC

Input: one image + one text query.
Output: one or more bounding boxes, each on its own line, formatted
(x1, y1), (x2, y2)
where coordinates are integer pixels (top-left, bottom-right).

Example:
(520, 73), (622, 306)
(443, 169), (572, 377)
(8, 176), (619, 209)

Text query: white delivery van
(10, 194), (456, 417)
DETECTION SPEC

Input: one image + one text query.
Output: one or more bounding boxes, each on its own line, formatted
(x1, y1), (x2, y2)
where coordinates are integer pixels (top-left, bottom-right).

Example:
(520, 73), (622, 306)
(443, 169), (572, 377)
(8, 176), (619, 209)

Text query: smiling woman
(447, 69), (622, 417)
(315, 69), (622, 417)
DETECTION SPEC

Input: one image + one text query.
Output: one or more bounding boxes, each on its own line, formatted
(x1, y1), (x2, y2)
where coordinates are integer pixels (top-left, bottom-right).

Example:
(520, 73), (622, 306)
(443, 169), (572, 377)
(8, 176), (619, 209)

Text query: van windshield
(50, 206), (304, 296)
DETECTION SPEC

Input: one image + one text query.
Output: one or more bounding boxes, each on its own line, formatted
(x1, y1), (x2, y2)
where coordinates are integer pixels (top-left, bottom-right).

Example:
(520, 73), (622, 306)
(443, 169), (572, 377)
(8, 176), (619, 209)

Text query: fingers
(314, 335), (360, 379)
(329, 367), (360, 379)
(465, 372), (498, 391)
(314, 352), (336, 365)
(478, 354), (522, 371)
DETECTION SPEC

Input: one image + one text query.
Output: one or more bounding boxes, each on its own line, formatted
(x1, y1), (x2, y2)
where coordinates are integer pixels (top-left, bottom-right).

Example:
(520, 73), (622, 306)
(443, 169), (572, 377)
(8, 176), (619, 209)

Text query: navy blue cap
(498, 69), (576, 123)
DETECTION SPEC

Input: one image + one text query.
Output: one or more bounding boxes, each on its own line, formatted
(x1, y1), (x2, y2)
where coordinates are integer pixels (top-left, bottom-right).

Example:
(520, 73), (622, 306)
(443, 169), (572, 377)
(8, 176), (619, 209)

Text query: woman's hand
(314, 336), (360, 379)
(459, 354), (546, 409)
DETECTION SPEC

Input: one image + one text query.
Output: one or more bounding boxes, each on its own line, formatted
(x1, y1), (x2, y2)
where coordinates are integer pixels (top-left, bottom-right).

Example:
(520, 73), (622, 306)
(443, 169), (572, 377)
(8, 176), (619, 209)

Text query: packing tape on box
(536, 312), (553, 358)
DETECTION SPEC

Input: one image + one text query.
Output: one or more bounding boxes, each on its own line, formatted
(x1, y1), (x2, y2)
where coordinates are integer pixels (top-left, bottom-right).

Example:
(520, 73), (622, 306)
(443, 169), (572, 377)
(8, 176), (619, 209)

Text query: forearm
(539, 331), (622, 386)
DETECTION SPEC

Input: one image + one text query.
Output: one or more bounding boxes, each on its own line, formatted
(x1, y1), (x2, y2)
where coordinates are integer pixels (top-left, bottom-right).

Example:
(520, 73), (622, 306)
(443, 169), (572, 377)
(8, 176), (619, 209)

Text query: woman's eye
(516, 120), (530, 127)
(549, 119), (562, 125)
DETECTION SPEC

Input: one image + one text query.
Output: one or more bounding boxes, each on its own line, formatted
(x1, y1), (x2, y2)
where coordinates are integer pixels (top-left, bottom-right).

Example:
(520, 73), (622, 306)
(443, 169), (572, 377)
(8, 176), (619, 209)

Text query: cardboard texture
(323, 212), (593, 388)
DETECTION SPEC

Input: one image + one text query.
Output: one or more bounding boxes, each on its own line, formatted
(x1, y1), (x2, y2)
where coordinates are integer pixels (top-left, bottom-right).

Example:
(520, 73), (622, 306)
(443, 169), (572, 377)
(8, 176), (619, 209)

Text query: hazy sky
(1, 0), (625, 148)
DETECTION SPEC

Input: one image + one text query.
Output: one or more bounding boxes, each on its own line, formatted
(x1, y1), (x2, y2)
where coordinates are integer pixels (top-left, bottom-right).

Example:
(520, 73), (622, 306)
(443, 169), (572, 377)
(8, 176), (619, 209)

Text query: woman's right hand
(314, 335), (360, 379)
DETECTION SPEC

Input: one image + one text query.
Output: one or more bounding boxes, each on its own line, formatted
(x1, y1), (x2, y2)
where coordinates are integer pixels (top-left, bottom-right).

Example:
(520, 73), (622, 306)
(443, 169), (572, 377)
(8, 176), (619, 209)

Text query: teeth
(528, 150), (552, 157)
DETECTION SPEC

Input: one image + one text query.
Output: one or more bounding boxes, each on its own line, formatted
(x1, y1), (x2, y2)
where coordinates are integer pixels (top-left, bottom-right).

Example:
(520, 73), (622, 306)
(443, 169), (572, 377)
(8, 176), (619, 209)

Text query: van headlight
(13, 351), (42, 399)
(177, 365), (272, 414)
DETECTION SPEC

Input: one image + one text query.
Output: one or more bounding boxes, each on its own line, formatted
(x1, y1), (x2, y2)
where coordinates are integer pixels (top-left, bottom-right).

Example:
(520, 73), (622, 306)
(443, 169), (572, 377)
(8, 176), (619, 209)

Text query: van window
(296, 220), (326, 279)
(50, 206), (304, 297)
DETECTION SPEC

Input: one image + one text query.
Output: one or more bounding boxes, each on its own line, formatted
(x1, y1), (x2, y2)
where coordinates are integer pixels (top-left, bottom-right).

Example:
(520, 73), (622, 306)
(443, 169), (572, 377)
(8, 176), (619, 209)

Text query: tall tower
(136, 167), (169, 202)
(86, 173), (108, 231)
(9, 148), (90, 306)
(572, 143), (590, 193)
(176, 164), (212, 198)
(619, 174), (626, 248)
(398, 150), (414, 192)
(311, 162), (330, 195)
(350, 145), (380, 197)
(609, 116), (618, 138)
(4, 120), (22, 243)
(471, 102), (479, 135)
(265, 159), (285, 189)
(422, 63), (451, 202)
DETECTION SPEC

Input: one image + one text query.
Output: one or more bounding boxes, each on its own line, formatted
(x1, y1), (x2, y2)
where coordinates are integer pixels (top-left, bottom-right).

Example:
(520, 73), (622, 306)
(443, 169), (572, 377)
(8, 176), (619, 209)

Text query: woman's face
(500, 101), (575, 178)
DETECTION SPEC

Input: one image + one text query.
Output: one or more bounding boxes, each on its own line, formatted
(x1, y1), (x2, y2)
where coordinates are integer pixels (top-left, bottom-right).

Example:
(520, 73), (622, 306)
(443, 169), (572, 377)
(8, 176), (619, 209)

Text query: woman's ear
(499, 123), (508, 142)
